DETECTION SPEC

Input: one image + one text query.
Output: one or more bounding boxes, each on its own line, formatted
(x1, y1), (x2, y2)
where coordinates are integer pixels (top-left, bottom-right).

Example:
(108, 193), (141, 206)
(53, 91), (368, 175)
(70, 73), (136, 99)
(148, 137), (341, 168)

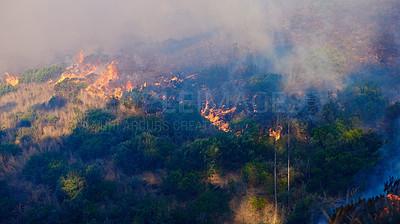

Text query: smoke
(0, 0), (399, 89)
(0, 0), (292, 73)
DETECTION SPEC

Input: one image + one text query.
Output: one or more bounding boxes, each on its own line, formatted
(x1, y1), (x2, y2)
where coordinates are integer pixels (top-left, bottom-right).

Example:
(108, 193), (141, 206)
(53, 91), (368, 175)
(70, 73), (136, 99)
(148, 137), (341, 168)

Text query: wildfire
(86, 61), (119, 98)
(170, 76), (183, 83)
(76, 49), (84, 65)
(54, 51), (100, 85)
(331, 193), (400, 223)
(269, 126), (282, 141)
(125, 80), (134, 92)
(185, 74), (196, 79)
(201, 100), (236, 132)
(114, 87), (123, 99)
(387, 194), (400, 202)
(5, 72), (19, 86)
(53, 51), (139, 99)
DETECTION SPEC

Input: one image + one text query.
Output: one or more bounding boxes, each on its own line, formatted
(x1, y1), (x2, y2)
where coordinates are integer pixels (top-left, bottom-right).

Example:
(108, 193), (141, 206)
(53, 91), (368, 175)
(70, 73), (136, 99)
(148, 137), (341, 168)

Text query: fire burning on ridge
(201, 100), (236, 132)
(5, 72), (19, 86)
(86, 61), (119, 98)
(54, 51), (132, 99)
(76, 49), (84, 65)
(269, 126), (282, 141)
(52, 51), (242, 132)
(54, 51), (100, 86)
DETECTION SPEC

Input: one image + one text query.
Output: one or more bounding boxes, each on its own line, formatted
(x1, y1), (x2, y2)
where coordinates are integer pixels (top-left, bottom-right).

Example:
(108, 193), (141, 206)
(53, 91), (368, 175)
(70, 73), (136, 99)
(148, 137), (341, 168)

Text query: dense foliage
(19, 65), (64, 83)
(0, 84), (18, 97)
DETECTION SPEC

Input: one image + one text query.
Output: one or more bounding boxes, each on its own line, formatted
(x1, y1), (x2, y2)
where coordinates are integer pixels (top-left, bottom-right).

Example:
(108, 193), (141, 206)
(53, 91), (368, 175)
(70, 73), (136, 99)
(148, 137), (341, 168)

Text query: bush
(113, 133), (163, 174)
(342, 80), (388, 123)
(188, 189), (230, 223)
(118, 195), (172, 224)
(250, 196), (268, 211)
(0, 180), (15, 223)
(248, 73), (283, 93)
(0, 143), (22, 156)
(41, 115), (60, 124)
(24, 205), (60, 224)
(17, 109), (38, 127)
(242, 160), (273, 192)
(54, 78), (87, 99)
(59, 171), (86, 200)
(23, 151), (67, 186)
(20, 65), (64, 83)
(81, 109), (116, 133)
(308, 122), (382, 195)
(0, 84), (18, 97)
(287, 197), (313, 224)
(163, 169), (205, 199)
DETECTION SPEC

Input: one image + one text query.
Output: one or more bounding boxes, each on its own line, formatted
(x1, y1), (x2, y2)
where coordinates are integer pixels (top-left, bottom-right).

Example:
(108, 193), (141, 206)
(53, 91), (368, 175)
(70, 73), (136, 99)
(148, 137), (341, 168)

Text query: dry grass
(0, 83), (54, 128)
(229, 187), (284, 224)
(0, 83), (107, 137)
(207, 171), (284, 224)
(0, 83), (107, 182)
(209, 171), (242, 188)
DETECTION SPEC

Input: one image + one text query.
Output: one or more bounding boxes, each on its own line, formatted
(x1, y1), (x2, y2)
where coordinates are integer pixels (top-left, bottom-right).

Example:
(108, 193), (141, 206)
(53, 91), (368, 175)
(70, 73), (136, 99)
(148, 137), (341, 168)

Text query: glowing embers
(201, 100), (236, 132)
(5, 72), (19, 86)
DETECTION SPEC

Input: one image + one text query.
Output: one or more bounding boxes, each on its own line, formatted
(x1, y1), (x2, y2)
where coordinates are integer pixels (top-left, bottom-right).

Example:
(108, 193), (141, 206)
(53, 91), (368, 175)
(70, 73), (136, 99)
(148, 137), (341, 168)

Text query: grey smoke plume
(0, 0), (398, 89)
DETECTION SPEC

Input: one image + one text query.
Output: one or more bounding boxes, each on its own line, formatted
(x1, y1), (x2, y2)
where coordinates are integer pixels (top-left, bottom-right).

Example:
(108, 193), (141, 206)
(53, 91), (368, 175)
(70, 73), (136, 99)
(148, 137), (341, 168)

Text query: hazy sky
(0, 0), (305, 73)
(0, 0), (398, 76)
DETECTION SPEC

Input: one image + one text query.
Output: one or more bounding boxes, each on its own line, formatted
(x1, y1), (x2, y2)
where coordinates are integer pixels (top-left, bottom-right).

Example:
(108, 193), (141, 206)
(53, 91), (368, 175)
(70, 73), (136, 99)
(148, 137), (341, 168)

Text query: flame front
(76, 49), (84, 65)
(5, 72), (19, 86)
(201, 100), (236, 132)
(55, 51), (100, 85)
(125, 81), (134, 92)
(269, 126), (282, 141)
(54, 51), (135, 99)
(86, 61), (119, 98)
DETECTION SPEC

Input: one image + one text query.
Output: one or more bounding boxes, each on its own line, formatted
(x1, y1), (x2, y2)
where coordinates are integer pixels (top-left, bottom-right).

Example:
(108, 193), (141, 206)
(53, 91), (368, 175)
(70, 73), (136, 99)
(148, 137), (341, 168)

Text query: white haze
(0, 0), (298, 73)
(0, 0), (398, 87)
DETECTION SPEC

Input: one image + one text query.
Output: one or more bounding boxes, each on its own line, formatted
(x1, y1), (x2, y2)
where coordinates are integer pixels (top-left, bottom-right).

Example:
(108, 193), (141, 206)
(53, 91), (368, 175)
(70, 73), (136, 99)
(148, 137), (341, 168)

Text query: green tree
(188, 189), (230, 223)
(60, 171), (86, 200)
(342, 80), (388, 123)
(20, 65), (64, 83)
(0, 84), (18, 97)
(308, 122), (382, 195)
(0, 143), (21, 156)
(0, 180), (16, 223)
(163, 169), (205, 199)
(23, 151), (67, 186)
(248, 73), (283, 93)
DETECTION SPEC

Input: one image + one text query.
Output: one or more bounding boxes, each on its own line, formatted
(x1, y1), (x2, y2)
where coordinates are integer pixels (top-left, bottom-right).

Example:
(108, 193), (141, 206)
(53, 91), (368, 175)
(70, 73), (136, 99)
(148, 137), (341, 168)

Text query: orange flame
(269, 126), (282, 141)
(76, 49), (84, 65)
(86, 61), (119, 98)
(201, 101), (236, 132)
(387, 194), (400, 202)
(125, 80), (134, 92)
(5, 72), (19, 86)
(54, 51), (100, 85)
(54, 51), (133, 99)
(114, 87), (123, 99)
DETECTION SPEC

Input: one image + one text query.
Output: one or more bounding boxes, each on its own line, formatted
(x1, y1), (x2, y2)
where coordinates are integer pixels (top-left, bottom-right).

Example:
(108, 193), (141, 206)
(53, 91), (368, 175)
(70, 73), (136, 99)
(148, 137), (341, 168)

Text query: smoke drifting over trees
(1, 1), (400, 223)
(1, 0), (398, 84)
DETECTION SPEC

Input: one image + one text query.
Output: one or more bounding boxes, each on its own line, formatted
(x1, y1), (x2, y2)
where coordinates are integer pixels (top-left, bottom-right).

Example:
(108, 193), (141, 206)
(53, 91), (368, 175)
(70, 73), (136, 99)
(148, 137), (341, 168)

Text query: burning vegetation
(330, 177), (400, 223)
(0, 1), (400, 223)
(5, 73), (18, 86)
